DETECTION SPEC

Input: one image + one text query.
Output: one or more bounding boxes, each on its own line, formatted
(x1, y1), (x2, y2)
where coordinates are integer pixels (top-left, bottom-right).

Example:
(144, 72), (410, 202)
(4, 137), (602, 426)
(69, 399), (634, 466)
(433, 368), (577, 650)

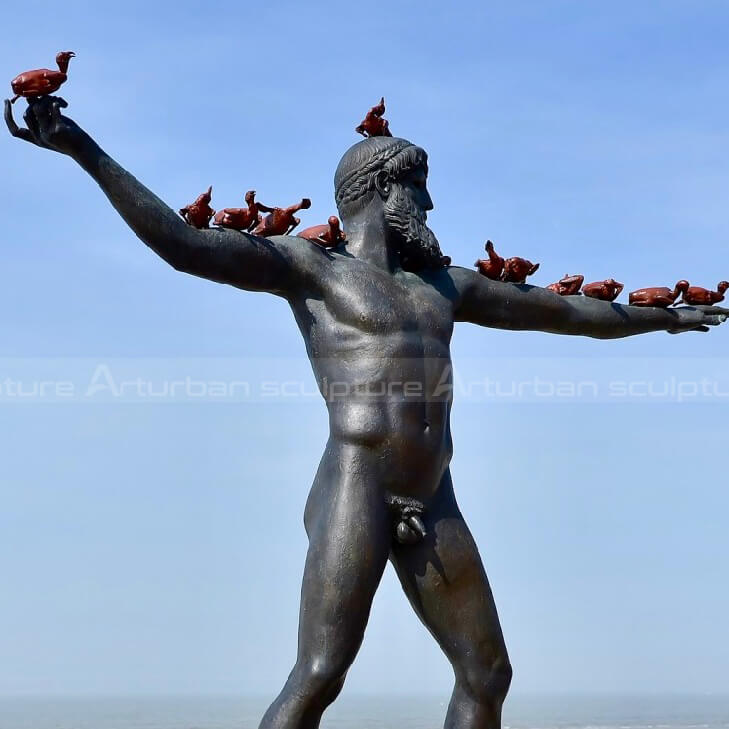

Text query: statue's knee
(296, 657), (347, 700)
(459, 656), (512, 705)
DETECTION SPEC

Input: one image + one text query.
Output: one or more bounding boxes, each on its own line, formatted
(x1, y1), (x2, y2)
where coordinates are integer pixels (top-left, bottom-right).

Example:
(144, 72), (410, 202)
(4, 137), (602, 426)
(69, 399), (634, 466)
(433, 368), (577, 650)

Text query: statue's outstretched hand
(5, 96), (83, 156)
(667, 305), (729, 334)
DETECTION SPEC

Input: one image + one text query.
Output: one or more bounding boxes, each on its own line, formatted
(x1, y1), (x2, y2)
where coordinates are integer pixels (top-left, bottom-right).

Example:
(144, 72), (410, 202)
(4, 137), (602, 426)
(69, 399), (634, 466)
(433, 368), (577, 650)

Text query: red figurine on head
(675, 281), (729, 307)
(582, 278), (624, 302)
(355, 97), (392, 138)
(179, 186), (215, 229)
(501, 256), (540, 284)
(298, 216), (346, 248)
(629, 280), (690, 308)
(474, 240), (505, 280)
(253, 198), (312, 237)
(547, 274), (584, 296)
(214, 190), (261, 232)
(10, 51), (75, 104)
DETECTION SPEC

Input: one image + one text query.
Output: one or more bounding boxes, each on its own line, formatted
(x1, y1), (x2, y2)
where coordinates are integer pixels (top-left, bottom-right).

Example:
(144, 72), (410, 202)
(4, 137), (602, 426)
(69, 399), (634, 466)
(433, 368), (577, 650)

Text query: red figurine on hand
(10, 51), (75, 104)
(355, 97), (392, 138)
(547, 274), (584, 296)
(629, 281), (690, 308)
(298, 216), (346, 248)
(253, 198), (312, 237)
(179, 186), (215, 229)
(582, 278), (624, 302)
(675, 281), (729, 306)
(214, 190), (261, 232)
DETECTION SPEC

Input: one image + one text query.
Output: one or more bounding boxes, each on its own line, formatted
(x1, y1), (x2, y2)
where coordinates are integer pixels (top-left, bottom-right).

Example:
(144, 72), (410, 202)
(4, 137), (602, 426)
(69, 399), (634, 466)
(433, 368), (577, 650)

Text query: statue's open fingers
(48, 96), (68, 125)
(4, 99), (39, 144)
(669, 325), (710, 334)
(23, 98), (61, 150)
(23, 100), (45, 142)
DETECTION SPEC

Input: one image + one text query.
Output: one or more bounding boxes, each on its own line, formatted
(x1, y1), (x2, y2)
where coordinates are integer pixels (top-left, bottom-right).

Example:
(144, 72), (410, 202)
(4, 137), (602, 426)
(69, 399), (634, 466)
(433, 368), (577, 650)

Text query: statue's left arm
(5, 96), (312, 296)
(449, 267), (728, 338)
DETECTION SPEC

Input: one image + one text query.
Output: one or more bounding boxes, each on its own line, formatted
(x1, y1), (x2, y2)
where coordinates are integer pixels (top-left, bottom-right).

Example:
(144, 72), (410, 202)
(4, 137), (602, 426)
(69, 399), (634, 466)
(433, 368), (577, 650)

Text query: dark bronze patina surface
(6, 95), (728, 729)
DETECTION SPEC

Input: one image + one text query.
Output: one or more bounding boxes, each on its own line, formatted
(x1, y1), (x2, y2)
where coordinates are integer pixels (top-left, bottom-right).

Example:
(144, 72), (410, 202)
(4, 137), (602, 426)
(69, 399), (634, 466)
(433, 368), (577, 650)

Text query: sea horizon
(2, 692), (728, 729)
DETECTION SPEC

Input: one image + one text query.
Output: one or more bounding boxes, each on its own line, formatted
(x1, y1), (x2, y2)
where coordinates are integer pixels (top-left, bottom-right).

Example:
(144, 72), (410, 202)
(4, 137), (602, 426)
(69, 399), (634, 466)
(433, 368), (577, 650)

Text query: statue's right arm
(5, 96), (312, 297)
(449, 266), (728, 337)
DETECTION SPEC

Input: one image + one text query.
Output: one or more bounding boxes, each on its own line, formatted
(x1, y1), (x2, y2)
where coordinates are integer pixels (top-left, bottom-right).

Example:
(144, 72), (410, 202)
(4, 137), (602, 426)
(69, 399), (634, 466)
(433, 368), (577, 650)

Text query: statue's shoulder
(260, 234), (345, 292)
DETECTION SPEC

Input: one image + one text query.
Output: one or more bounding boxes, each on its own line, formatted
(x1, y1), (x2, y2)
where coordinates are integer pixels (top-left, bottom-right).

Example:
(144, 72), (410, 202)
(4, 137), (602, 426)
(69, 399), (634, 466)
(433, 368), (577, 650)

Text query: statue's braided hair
(334, 137), (427, 215)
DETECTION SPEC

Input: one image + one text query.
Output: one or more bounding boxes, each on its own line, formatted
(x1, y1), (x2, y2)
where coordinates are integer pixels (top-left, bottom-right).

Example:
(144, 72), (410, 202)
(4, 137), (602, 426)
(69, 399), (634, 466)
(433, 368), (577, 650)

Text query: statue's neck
(340, 213), (398, 273)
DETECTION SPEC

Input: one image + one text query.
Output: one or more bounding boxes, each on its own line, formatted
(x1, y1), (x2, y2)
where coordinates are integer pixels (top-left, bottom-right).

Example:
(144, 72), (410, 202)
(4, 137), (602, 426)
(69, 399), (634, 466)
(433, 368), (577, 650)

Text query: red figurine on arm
(501, 255), (540, 284)
(298, 216), (346, 248)
(253, 198), (312, 237)
(474, 240), (505, 280)
(179, 186), (215, 229)
(675, 281), (729, 306)
(10, 52), (75, 104)
(547, 274), (584, 296)
(629, 280), (690, 308)
(582, 278), (624, 302)
(214, 190), (261, 232)
(355, 97), (392, 138)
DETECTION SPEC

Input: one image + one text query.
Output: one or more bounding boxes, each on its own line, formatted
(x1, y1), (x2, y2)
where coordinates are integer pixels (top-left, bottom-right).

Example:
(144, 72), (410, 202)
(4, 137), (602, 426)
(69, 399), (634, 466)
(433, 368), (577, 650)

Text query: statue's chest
(325, 269), (452, 337)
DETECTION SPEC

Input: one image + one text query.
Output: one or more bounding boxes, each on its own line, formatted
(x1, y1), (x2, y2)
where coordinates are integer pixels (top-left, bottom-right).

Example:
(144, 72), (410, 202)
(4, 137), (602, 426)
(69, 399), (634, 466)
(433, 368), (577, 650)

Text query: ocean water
(1, 695), (728, 729)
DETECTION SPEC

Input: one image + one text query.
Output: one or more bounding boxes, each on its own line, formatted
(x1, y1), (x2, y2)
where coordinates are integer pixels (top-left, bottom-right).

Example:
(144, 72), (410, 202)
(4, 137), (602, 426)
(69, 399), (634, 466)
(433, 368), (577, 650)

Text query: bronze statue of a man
(6, 96), (727, 729)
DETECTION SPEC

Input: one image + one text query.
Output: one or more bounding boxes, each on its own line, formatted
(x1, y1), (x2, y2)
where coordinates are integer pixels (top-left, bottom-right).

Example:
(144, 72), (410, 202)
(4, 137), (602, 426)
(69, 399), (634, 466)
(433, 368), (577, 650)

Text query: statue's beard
(383, 185), (448, 271)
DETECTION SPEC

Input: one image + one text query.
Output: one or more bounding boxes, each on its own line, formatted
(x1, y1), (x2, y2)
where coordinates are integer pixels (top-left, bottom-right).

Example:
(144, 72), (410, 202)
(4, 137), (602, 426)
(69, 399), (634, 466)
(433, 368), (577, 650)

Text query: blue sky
(1, 0), (728, 699)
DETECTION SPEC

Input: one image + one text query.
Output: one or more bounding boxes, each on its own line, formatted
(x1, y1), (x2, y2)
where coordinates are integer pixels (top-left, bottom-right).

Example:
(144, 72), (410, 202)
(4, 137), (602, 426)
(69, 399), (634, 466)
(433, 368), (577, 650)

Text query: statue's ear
(374, 170), (391, 199)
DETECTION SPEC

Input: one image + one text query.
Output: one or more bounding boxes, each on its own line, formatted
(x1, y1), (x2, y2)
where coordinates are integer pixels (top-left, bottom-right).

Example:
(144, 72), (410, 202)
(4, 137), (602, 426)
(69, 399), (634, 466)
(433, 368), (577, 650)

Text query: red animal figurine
(253, 198), (312, 237)
(629, 280), (690, 308)
(675, 281), (729, 306)
(214, 190), (261, 232)
(547, 274), (584, 296)
(502, 256), (540, 284)
(582, 278), (624, 302)
(10, 51), (75, 104)
(179, 186), (215, 229)
(474, 240), (504, 280)
(355, 97), (392, 138)
(298, 216), (346, 248)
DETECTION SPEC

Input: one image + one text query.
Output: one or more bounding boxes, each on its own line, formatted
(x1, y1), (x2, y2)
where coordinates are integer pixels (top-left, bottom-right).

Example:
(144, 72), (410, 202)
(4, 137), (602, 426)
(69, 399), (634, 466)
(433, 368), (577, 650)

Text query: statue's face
(383, 164), (444, 271)
(397, 165), (434, 216)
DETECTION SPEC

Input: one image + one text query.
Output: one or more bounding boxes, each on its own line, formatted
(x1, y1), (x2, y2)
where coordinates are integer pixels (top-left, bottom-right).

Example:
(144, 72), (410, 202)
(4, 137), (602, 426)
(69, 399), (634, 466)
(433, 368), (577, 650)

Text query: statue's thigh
(297, 473), (392, 659)
(390, 489), (508, 665)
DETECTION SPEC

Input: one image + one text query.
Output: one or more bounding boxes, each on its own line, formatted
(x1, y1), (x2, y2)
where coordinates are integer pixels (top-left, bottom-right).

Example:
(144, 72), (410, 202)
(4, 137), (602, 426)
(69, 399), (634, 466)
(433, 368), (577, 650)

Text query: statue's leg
(390, 470), (512, 729)
(259, 444), (392, 729)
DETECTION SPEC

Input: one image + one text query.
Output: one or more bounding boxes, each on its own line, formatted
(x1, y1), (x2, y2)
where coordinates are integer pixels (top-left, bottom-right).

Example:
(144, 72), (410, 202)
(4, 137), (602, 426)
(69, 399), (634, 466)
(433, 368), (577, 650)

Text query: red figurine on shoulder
(10, 51), (75, 104)
(253, 198), (312, 237)
(355, 97), (392, 138)
(298, 216), (346, 248)
(214, 190), (261, 232)
(179, 186), (215, 229)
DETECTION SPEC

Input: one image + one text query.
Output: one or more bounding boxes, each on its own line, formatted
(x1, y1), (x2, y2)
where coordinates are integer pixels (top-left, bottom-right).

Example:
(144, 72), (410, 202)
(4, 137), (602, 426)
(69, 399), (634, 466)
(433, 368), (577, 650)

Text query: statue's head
(334, 137), (447, 271)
